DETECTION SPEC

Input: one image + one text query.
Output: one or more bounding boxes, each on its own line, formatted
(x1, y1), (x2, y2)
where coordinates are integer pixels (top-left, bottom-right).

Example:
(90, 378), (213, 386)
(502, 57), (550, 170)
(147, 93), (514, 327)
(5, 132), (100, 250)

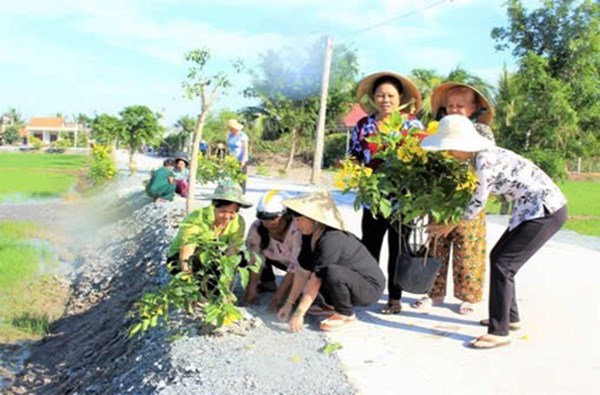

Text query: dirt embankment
(3, 176), (354, 395)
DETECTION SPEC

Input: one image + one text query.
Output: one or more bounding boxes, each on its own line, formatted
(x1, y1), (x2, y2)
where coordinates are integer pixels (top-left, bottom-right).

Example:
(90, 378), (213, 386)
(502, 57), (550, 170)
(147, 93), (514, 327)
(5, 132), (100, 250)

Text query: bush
(523, 149), (568, 182)
(89, 144), (117, 184)
(323, 133), (348, 168)
(29, 136), (44, 150)
(56, 138), (71, 151)
(3, 126), (21, 145)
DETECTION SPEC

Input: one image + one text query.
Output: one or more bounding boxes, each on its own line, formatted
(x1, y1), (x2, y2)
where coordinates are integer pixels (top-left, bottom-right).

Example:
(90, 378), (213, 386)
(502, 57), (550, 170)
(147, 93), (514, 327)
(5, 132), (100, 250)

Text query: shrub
(29, 136), (44, 150)
(196, 155), (246, 185)
(323, 132), (348, 168)
(523, 149), (568, 183)
(89, 144), (117, 184)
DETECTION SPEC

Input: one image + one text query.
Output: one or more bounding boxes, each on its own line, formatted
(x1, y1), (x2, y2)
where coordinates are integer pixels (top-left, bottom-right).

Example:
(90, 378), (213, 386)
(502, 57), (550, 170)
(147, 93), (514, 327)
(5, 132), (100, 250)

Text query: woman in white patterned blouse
(421, 115), (567, 349)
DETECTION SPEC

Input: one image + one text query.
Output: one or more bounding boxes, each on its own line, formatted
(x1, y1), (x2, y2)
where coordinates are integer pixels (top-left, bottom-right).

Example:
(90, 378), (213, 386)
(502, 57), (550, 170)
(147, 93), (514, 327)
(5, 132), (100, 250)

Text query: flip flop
(320, 313), (356, 331)
(380, 301), (402, 315)
(469, 334), (511, 349)
(410, 297), (433, 311)
(479, 319), (522, 331)
(458, 302), (474, 315)
(307, 303), (336, 317)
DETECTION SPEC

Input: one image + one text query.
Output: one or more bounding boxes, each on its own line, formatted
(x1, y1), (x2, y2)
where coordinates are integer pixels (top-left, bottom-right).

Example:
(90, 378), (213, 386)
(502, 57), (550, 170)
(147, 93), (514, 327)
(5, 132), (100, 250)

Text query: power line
(343, 0), (451, 37)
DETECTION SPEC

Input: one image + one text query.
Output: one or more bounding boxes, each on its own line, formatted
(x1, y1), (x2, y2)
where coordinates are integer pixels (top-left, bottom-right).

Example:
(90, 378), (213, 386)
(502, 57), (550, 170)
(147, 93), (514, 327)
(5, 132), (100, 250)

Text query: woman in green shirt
(168, 180), (252, 287)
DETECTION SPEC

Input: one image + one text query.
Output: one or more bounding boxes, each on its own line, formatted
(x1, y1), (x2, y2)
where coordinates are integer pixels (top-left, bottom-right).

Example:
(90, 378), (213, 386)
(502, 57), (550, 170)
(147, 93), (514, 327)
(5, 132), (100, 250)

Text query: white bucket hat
(420, 114), (494, 152)
(282, 191), (346, 231)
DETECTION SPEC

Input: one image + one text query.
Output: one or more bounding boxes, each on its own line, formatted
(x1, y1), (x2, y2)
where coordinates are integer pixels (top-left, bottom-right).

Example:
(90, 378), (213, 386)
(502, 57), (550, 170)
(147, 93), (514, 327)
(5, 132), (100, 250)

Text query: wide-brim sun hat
(420, 114), (495, 152)
(226, 119), (244, 131)
(282, 191), (346, 231)
(356, 71), (422, 115)
(204, 179), (253, 208)
(430, 82), (494, 125)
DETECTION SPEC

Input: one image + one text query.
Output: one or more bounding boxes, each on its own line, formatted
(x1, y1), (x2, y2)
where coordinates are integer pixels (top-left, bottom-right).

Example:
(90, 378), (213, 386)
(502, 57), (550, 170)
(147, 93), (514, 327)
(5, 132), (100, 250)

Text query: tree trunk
(186, 113), (208, 214)
(284, 127), (297, 173)
(128, 148), (137, 174)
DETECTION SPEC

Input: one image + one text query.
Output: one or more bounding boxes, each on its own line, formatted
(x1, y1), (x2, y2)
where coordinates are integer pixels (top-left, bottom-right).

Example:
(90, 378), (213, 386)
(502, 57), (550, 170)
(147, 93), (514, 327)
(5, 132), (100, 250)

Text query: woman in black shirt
(276, 191), (385, 332)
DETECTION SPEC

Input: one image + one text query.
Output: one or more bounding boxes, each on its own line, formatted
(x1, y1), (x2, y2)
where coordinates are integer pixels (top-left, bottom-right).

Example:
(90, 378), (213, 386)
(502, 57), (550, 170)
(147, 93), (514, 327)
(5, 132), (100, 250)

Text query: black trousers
(258, 258), (288, 283)
(361, 207), (411, 301)
(488, 205), (567, 336)
(320, 265), (384, 316)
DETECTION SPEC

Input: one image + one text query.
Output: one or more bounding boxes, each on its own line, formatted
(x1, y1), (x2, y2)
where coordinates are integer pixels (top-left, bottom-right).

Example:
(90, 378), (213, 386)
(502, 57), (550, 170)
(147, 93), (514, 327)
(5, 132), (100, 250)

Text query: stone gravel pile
(5, 173), (355, 395)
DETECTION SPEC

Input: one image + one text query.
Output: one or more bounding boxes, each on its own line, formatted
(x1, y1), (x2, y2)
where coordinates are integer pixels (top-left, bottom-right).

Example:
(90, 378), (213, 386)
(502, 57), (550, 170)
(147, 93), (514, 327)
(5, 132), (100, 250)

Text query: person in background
(145, 158), (176, 202)
(421, 115), (567, 349)
(277, 191), (385, 332)
(244, 190), (303, 311)
(200, 140), (209, 156)
(348, 71), (424, 315)
(411, 82), (495, 315)
(167, 179), (252, 294)
(226, 119), (249, 192)
(173, 157), (190, 198)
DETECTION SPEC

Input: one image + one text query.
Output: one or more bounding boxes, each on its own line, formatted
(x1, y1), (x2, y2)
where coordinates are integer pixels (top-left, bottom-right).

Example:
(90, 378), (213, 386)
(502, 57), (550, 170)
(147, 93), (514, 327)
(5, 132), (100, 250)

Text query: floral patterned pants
(428, 212), (487, 303)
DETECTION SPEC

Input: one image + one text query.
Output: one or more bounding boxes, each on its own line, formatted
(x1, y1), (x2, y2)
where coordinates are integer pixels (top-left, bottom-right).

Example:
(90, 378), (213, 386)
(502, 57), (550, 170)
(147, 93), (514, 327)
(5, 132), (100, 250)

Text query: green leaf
(321, 342), (343, 354)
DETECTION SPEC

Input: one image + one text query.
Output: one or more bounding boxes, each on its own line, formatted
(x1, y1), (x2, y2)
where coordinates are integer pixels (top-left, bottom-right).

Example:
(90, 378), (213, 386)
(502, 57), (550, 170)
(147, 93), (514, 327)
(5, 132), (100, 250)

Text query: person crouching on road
(146, 158), (176, 202)
(277, 191), (385, 332)
(244, 190), (303, 311)
(421, 115), (567, 349)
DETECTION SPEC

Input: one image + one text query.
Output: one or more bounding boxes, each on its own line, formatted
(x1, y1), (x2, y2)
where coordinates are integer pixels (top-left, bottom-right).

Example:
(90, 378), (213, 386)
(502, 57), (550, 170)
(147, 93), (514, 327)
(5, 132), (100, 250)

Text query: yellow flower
(427, 121), (439, 135)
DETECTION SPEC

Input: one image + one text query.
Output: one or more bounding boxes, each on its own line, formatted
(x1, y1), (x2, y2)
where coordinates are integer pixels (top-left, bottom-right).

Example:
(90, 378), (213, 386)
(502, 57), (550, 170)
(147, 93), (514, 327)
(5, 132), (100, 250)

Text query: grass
(486, 180), (600, 237)
(0, 221), (69, 342)
(0, 152), (89, 201)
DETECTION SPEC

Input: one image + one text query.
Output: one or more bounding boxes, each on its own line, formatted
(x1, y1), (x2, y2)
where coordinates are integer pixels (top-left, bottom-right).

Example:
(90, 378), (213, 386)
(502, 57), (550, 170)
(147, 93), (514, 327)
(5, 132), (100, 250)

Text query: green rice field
(0, 152), (89, 201)
(0, 221), (68, 341)
(486, 180), (600, 237)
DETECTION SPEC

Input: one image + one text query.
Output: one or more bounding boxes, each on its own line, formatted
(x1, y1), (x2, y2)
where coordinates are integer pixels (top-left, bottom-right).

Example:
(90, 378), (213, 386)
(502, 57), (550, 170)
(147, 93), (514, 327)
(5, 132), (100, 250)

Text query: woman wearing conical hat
(276, 191), (385, 332)
(412, 82), (496, 315)
(348, 71), (425, 315)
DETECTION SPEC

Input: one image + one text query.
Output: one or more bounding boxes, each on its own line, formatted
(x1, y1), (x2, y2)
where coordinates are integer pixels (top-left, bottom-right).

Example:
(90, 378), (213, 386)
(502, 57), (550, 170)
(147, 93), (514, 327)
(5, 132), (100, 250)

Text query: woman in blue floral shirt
(421, 115), (567, 349)
(348, 71), (424, 315)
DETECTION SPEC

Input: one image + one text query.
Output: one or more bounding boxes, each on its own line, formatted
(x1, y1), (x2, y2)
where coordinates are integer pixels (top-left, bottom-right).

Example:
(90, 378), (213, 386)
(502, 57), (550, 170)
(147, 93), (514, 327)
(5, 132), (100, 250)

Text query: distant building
(341, 103), (367, 129)
(25, 117), (87, 145)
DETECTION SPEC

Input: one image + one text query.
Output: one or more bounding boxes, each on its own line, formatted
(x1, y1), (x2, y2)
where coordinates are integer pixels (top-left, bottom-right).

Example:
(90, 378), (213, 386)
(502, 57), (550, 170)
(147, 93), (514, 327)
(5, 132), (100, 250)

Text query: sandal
(411, 296), (433, 311)
(479, 319), (522, 331)
(307, 303), (336, 317)
(458, 302), (475, 315)
(468, 334), (511, 349)
(380, 301), (402, 315)
(320, 313), (356, 331)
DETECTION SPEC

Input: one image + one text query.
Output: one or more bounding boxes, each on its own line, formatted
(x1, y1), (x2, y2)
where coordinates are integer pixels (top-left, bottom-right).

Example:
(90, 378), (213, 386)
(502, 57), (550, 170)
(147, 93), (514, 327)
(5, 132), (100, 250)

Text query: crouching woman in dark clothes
(276, 191), (385, 332)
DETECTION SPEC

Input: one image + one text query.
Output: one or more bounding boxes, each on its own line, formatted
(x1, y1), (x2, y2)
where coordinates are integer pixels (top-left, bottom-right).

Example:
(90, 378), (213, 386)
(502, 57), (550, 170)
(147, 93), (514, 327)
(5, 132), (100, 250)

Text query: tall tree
(119, 105), (163, 172)
(181, 48), (242, 213)
(492, 0), (599, 159)
(90, 113), (124, 147)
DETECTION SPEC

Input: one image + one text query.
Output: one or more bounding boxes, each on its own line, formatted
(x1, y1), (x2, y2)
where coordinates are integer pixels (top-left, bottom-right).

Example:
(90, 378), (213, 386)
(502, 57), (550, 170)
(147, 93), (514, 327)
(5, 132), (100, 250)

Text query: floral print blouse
(348, 113), (424, 169)
(246, 219), (302, 273)
(463, 146), (567, 230)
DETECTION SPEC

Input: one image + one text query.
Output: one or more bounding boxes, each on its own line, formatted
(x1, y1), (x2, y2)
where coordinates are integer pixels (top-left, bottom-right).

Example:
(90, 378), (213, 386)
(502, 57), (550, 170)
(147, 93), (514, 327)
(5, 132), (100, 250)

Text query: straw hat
(430, 82), (494, 125)
(226, 119), (244, 131)
(203, 179), (252, 208)
(282, 191), (346, 231)
(356, 71), (422, 114)
(420, 114), (494, 152)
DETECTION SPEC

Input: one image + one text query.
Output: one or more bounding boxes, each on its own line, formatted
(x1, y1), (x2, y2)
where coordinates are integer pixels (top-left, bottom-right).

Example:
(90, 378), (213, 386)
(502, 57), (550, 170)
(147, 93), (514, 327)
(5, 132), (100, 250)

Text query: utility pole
(311, 36), (333, 184)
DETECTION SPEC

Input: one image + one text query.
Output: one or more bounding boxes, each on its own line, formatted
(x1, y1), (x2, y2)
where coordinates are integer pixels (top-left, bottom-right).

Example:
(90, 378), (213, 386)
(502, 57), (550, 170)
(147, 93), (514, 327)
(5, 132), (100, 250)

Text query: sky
(0, 0), (542, 126)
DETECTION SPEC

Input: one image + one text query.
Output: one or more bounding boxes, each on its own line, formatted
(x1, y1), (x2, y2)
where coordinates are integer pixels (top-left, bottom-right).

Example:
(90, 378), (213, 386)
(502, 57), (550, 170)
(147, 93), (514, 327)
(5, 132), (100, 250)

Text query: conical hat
(282, 191), (346, 231)
(430, 82), (494, 125)
(356, 71), (422, 114)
